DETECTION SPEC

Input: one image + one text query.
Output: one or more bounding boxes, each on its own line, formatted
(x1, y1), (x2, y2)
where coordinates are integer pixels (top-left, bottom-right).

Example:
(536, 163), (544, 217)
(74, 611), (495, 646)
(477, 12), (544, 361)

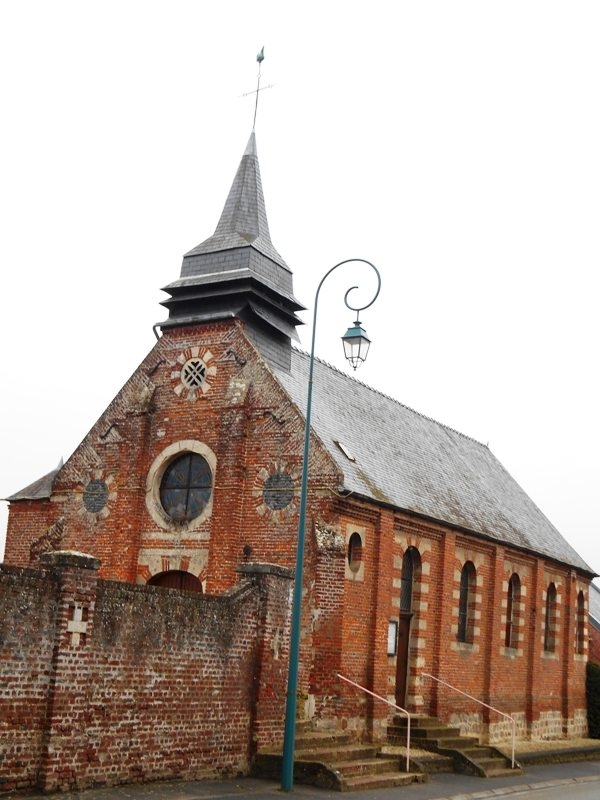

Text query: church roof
(275, 348), (594, 574)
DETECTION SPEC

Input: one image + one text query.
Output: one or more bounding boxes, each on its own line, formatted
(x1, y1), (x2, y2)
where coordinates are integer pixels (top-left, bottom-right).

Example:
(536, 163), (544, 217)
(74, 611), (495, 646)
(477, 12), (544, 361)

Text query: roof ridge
(290, 344), (488, 449)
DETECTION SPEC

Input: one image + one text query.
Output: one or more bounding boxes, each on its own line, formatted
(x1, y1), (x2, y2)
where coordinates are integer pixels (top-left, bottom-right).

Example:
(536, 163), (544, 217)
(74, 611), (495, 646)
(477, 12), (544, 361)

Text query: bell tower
(157, 133), (304, 370)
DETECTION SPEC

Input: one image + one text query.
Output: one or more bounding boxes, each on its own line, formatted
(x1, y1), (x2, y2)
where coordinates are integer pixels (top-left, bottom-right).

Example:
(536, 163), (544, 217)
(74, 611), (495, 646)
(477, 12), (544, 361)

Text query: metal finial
(240, 47), (274, 128)
(253, 47), (264, 130)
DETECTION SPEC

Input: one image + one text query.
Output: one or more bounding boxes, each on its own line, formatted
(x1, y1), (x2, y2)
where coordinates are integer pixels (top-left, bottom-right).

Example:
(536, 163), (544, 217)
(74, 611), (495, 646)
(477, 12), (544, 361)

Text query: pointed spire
(157, 133), (305, 371)
(182, 132), (287, 272)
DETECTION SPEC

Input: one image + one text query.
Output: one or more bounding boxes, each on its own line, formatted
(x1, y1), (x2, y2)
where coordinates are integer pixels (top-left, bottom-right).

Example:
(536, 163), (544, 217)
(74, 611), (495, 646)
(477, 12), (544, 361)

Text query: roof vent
(334, 440), (356, 462)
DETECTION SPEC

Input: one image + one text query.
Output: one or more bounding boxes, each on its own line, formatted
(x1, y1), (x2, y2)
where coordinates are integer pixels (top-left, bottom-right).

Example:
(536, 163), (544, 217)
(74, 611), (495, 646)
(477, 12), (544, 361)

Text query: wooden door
(395, 612), (413, 708)
(148, 570), (203, 593)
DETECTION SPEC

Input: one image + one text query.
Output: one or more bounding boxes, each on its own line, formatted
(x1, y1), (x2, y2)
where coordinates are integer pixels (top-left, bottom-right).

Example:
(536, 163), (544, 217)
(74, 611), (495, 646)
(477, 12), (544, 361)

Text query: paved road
(9, 760), (600, 800)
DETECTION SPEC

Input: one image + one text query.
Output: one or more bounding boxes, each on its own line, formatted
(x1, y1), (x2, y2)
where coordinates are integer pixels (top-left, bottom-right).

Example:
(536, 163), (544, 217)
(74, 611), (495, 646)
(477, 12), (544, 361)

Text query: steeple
(158, 132), (304, 370)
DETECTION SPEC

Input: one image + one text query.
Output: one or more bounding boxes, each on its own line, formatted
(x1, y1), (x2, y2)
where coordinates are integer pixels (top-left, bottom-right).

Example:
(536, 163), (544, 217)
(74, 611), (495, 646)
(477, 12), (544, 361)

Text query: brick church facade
(1, 133), (595, 790)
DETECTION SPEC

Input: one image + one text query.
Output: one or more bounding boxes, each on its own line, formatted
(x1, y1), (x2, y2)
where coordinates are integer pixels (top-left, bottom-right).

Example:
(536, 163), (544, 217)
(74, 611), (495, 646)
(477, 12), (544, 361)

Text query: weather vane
(240, 47), (274, 130)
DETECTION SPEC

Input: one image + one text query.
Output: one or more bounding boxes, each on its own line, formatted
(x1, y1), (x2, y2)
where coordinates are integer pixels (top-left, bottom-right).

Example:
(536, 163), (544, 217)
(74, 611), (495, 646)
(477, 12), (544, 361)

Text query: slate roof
(275, 348), (594, 574)
(590, 582), (600, 629)
(6, 464), (61, 501)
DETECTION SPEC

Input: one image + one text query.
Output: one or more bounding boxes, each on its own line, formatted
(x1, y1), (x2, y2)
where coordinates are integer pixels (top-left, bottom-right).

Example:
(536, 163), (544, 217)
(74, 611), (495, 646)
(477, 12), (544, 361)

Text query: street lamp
(281, 258), (381, 792)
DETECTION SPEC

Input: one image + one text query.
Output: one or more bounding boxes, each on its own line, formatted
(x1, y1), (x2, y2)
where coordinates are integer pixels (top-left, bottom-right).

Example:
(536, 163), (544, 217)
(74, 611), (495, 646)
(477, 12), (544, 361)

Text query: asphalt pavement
(6, 759), (600, 800)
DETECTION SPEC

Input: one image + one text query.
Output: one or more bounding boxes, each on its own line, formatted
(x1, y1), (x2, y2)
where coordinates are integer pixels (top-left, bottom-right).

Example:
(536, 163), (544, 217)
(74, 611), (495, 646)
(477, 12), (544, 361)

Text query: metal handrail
(421, 672), (516, 768)
(337, 673), (411, 772)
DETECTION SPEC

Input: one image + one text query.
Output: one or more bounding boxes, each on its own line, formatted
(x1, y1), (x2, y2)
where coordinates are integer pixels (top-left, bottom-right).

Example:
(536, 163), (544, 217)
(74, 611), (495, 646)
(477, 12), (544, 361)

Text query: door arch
(148, 570), (203, 593)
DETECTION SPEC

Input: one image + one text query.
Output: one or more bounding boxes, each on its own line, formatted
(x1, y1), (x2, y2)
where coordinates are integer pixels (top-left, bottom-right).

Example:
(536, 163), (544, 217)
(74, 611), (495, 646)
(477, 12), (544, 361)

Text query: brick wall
(0, 565), (58, 791)
(590, 624), (600, 664)
(0, 552), (292, 793)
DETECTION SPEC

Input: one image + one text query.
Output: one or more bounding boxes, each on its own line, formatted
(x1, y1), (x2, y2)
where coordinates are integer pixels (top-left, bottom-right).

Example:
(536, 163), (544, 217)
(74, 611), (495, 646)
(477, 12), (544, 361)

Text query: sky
(0, 1), (598, 575)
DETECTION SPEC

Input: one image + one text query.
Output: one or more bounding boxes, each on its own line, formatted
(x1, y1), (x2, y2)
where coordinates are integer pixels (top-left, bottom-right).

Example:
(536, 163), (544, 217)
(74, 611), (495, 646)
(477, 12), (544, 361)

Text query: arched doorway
(148, 570), (203, 593)
(396, 547), (421, 707)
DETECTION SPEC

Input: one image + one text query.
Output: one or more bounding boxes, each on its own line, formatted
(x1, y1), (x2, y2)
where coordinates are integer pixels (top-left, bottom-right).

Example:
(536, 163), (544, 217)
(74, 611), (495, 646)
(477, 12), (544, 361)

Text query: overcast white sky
(1, 1), (598, 576)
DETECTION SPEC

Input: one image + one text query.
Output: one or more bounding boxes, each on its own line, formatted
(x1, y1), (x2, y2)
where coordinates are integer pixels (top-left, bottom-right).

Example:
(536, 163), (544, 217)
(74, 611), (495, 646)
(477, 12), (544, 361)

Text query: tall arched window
(505, 573), (521, 649)
(544, 582), (557, 652)
(576, 590), (585, 655)
(400, 547), (421, 613)
(458, 561), (476, 643)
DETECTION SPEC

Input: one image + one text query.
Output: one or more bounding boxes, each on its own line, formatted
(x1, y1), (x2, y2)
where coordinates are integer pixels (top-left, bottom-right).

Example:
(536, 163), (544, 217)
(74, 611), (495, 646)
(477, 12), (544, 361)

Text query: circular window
(181, 358), (207, 390)
(263, 471), (294, 510)
(83, 479), (109, 513)
(160, 453), (212, 522)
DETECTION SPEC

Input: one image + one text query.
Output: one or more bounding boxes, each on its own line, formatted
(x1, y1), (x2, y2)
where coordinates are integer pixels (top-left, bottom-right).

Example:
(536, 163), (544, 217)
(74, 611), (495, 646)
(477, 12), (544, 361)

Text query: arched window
(400, 547), (421, 613)
(347, 531), (363, 573)
(505, 573), (521, 649)
(576, 590), (585, 655)
(544, 582), (557, 652)
(458, 561), (476, 643)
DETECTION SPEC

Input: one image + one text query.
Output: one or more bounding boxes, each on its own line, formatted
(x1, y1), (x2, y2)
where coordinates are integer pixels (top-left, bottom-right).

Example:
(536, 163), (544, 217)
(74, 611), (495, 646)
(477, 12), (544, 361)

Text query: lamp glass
(342, 322), (371, 369)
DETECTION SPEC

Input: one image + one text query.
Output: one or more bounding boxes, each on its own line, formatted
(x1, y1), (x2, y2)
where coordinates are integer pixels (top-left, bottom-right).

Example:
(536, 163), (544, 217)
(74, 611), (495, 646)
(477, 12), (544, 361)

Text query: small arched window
(347, 532), (363, 573)
(544, 582), (557, 652)
(458, 561), (476, 644)
(505, 573), (521, 649)
(576, 590), (585, 655)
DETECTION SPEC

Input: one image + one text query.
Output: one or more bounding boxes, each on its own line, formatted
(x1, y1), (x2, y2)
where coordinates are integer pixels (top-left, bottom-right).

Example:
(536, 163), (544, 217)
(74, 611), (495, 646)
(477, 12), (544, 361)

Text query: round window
(83, 479), (109, 513)
(159, 453), (212, 522)
(263, 471), (294, 510)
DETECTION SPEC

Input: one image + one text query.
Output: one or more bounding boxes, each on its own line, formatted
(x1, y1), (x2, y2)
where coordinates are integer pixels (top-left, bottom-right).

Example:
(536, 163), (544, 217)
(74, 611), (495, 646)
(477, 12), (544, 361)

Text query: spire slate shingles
(182, 133), (288, 271)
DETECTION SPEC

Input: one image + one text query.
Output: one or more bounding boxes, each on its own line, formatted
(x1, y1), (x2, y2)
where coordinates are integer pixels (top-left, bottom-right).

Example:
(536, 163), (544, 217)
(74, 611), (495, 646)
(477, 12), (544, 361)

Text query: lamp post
(281, 258), (381, 792)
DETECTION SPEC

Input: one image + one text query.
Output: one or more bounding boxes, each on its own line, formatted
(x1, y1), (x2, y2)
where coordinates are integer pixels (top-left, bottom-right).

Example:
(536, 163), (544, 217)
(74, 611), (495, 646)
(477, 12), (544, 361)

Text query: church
(1, 129), (595, 790)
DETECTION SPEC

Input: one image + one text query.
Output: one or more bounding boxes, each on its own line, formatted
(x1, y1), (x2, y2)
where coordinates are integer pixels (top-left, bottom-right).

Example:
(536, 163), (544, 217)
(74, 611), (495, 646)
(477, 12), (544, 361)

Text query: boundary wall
(0, 552), (292, 793)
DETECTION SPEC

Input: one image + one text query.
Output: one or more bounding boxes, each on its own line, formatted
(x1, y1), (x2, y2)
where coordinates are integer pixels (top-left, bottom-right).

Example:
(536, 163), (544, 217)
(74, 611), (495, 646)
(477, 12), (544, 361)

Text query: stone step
(410, 753), (455, 773)
(341, 771), (425, 792)
(294, 730), (355, 749)
(435, 736), (481, 749)
(410, 727), (464, 740)
(333, 756), (402, 777)
(294, 744), (379, 763)
(391, 714), (439, 727)
(484, 765), (522, 778)
(478, 759), (512, 772)
(387, 714), (523, 779)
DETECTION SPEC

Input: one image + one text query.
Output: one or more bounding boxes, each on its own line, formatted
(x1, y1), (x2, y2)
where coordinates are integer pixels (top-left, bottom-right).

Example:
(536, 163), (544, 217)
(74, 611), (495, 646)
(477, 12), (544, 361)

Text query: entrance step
(253, 729), (426, 792)
(387, 714), (522, 778)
